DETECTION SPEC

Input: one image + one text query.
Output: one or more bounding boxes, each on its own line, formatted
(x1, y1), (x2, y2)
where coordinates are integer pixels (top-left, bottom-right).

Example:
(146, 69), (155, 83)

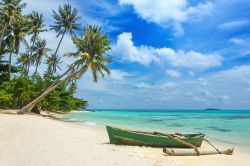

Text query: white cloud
(113, 32), (159, 65)
(118, 0), (213, 35)
(166, 70), (182, 78)
(188, 71), (195, 77)
(214, 65), (250, 79)
(244, 88), (250, 93)
(23, 0), (120, 33)
(23, 0), (67, 15)
(185, 92), (193, 97)
(217, 95), (229, 100)
(193, 96), (208, 104)
(75, 64), (250, 109)
(219, 20), (249, 30)
(200, 91), (213, 97)
(229, 37), (250, 49)
(229, 38), (245, 45)
(113, 32), (223, 70)
(161, 82), (177, 89)
(134, 82), (152, 88)
(110, 70), (130, 80)
(160, 96), (172, 102)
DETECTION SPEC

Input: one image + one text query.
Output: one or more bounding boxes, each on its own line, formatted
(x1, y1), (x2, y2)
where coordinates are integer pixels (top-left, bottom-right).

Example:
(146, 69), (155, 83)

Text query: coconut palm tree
(32, 38), (50, 76)
(45, 54), (62, 76)
(27, 11), (46, 56)
(50, 4), (81, 57)
(0, 0), (26, 49)
(17, 52), (31, 77)
(18, 25), (111, 114)
(5, 14), (28, 80)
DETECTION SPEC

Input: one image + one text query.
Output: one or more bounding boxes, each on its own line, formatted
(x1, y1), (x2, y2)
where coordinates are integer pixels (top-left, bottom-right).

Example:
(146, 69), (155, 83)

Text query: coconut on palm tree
(32, 38), (50, 76)
(18, 25), (111, 114)
(50, 4), (81, 57)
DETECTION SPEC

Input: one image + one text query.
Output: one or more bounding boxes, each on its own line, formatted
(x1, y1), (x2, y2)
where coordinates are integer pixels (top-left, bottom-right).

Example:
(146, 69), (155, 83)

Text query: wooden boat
(106, 126), (205, 148)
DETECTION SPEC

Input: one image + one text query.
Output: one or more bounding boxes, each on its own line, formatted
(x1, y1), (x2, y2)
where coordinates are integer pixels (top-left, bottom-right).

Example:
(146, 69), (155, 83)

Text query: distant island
(204, 108), (221, 110)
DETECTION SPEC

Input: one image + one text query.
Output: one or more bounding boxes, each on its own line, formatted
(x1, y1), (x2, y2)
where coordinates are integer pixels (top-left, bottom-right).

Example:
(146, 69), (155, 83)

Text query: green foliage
(51, 3), (81, 37)
(67, 25), (112, 82)
(0, 1), (110, 113)
(0, 76), (88, 112)
(0, 60), (20, 81)
(0, 77), (39, 108)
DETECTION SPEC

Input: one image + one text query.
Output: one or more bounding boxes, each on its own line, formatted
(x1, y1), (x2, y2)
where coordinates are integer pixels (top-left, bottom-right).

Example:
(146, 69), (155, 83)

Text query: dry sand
(0, 110), (250, 166)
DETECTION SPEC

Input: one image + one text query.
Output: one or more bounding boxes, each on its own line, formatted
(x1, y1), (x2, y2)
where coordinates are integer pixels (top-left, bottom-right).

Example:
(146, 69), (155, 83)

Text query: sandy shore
(0, 110), (250, 166)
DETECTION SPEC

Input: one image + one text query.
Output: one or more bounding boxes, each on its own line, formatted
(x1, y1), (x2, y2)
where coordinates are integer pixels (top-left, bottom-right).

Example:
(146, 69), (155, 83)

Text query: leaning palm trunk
(17, 65), (87, 114)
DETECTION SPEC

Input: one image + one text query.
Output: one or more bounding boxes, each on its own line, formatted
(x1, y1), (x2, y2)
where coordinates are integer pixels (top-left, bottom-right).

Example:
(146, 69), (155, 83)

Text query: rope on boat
(205, 135), (236, 145)
(203, 139), (222, 154)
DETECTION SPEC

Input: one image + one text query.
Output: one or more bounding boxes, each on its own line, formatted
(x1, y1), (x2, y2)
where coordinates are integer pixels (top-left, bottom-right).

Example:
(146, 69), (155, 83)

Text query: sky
(22, 0), (250, 110)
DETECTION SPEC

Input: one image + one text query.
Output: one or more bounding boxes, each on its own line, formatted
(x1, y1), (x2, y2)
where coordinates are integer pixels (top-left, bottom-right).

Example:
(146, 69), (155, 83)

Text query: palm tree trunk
(30, 34), (37, 55)
(0, 26), (7, 61)
(25, 63), (28, 76)
(54, 28), (66, 57)
(28, 34), (38, 77)
(0, 26), (7, 48)
(8, 51), (13, 80)
(34, 61), (39, 76)
(27, 61), (31, 77)
(17, 65), (87, 114)
(47, 65), (75, 87)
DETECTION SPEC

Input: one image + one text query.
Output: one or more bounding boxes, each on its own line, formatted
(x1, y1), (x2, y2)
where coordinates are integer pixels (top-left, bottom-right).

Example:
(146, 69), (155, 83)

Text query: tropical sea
(63, 109), (250, 152)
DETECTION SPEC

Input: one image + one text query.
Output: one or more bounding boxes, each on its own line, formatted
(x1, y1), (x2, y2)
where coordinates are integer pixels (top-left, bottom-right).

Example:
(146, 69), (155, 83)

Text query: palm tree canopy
(27, 11), (46, 41)
(17, 52), (30, 67)
(0, 0), (26, 23)
(33, 38), (50, 65)
(0, 0), (26, 49)
(33, 39), (50, 56)
(11, 15), (29, 53)
(66, 25), (112, 82)
(46, 54), (62, 74)
(50, 4), (81, 37)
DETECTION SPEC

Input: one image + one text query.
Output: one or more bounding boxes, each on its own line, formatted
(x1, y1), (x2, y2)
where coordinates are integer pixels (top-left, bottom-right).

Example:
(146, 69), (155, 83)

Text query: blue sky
(23, 0), (250, 109)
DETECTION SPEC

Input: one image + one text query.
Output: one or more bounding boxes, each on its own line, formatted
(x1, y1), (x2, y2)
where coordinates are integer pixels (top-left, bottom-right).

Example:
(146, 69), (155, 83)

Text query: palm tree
(27, 12), (46, 53)
(33, 38), (50, 76)
(45, 54), (62, 76)
(18, 25), (111, 114)
(0, 0), (26, 49)
(17, 52), (31, 77)
(5, 14), (28, 80)
(50, 4), (80, 57)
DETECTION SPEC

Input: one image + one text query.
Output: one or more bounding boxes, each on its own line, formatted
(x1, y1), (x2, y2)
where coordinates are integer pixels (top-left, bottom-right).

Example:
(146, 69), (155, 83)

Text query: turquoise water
(64, 109), (250, 151)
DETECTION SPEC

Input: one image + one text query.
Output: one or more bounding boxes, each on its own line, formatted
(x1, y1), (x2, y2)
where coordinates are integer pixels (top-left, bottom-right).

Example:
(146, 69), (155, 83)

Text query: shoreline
(1, 110), (250, 166)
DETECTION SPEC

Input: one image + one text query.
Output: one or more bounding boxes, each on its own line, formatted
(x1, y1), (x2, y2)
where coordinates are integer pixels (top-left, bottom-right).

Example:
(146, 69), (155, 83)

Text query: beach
(0, 110), (250, 166)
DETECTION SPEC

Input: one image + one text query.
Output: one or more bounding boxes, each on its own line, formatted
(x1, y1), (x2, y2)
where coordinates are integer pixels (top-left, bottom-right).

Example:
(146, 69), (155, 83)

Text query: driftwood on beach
(163, 148), (234, 156)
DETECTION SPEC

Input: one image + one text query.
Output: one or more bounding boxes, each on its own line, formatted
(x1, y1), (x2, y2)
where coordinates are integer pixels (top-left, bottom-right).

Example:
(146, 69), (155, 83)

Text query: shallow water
(64, 109), (250, 151)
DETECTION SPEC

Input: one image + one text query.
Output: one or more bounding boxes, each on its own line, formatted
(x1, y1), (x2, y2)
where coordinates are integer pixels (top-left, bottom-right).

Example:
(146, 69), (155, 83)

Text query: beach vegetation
(0, 0), (110, 113)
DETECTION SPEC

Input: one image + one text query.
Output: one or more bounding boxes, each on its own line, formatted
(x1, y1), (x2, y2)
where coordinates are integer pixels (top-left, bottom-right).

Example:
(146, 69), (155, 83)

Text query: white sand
(0, 111), (250, 166)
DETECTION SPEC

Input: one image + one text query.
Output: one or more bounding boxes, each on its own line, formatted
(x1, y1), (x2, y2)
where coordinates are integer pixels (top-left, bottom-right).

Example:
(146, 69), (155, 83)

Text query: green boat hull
(106, 126), (205, 148)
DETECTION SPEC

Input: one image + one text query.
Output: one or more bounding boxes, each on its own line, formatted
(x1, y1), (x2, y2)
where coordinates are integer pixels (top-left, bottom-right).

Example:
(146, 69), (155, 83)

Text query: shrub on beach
(0, 76), (88, 112)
